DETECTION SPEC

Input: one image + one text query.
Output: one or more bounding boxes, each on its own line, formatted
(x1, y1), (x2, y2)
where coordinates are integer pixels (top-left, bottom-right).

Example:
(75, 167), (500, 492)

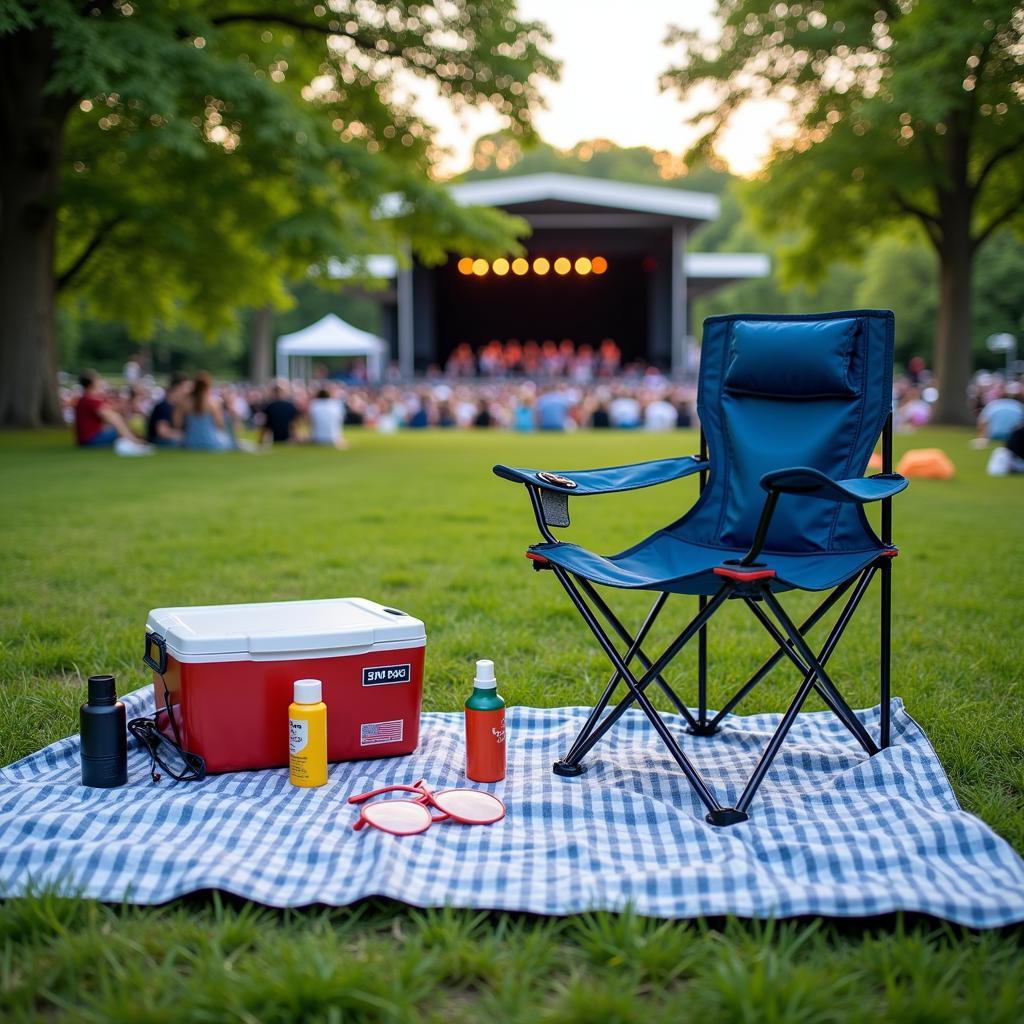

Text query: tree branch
(973, 136), (1024, 194)
(56, 217), (123, 292)
(890, 190), (940, 226)
(972, 190), (1024, 250)
(890, 190), (942, 247)
(207, 11), (381, 53)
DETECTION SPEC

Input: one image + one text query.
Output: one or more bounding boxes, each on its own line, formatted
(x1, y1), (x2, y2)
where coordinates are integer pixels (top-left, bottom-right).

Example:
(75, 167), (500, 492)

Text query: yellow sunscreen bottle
(289, 678), (327, 787)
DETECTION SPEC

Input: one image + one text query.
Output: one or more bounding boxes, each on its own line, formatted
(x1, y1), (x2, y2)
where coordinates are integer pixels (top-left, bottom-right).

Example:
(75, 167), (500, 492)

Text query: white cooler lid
(146, 598), (425, 658)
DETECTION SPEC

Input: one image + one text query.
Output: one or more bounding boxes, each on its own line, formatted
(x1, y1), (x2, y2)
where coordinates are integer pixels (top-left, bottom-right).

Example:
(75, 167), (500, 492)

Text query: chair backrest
(679, 310), (894, 555)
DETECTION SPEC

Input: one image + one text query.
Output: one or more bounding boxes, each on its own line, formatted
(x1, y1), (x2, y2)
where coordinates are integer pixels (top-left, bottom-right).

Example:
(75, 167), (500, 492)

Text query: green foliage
(460, 132), (731, 194)
(663, 1), (1024, 269)
(3, 1), (558, 339)
(57, 279), (384, 377)
(697, 224), (1024, 369)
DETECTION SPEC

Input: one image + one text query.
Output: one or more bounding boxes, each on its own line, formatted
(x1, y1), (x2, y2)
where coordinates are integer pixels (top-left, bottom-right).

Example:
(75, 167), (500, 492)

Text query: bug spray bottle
(465, 659), (506, 783)
(289, 679), (327, 787)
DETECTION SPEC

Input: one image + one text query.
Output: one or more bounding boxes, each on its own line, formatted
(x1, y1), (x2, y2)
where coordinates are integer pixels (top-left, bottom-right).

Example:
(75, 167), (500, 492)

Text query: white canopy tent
(275, 313), (388, 382)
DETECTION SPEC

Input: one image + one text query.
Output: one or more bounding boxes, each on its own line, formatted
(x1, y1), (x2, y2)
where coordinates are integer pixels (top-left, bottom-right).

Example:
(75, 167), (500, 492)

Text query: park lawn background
(0, 426), (1021, 1021)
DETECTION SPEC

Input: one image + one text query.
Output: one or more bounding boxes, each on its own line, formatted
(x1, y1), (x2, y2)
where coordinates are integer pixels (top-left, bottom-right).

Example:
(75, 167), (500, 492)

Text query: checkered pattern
(2, 687), (1023, 925)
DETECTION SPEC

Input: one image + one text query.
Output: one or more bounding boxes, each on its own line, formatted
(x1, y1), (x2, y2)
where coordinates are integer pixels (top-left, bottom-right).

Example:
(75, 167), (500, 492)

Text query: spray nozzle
(474, 659), (496, 688)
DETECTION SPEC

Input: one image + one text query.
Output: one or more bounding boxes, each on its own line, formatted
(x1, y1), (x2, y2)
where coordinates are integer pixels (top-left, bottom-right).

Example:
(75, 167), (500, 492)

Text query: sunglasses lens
(362, 800), (432, 835)
(432, 789), (505, 824)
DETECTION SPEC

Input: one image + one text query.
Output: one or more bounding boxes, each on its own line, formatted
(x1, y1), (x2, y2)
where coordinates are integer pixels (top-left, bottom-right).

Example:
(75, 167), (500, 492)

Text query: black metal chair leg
(576, 580), (698, 731)
(760, 589), (879, 757)
(880, 558), (892, 748)
(562, 586), (731, 769)
(696, 594), (710, 730)
(743, 572), (875, 732)
(735, 673), (818, 813)
(708, 576), (856, 730)
(551, 566), (729, 816)
(556, 592), (669, 775)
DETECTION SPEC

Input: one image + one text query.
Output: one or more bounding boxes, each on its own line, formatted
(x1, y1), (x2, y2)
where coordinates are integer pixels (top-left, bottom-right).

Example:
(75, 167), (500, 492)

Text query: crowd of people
(68, 353), (1024, 474)
(443, 337), (629, 380)
(66, 369), (698, 453)
(69, 371), (350, 454)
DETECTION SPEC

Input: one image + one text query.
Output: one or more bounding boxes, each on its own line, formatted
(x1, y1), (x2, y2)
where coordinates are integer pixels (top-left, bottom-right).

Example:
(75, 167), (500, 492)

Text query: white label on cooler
(360, 719), (404, 746)
(289, 718), (308, 755)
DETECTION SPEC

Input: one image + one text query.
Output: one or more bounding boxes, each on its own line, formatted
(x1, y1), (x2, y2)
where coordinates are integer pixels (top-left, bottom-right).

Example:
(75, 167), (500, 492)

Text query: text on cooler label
(362, 663), (412, 686)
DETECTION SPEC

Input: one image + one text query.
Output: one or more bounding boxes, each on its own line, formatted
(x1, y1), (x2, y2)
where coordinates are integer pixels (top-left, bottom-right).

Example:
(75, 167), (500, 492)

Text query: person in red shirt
(74, 371), (147, 447)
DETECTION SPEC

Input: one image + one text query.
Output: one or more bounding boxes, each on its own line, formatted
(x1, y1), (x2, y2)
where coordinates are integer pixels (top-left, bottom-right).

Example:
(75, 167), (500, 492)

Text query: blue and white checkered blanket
(2, 688), (1023, 926)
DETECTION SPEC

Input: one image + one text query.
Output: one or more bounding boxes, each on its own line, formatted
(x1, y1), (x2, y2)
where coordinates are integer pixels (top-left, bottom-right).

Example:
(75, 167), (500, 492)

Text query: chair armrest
(759, 467), (908, 504)
(493, 456), (708, 496)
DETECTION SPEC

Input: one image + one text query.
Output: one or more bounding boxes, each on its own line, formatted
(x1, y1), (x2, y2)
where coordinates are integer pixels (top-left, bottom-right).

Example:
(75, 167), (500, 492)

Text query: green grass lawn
(1, 426), (1022, 1021)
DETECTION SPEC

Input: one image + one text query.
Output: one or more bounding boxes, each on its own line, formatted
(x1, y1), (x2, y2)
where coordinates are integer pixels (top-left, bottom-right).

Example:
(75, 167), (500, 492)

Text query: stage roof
(447, 172), (720, 221)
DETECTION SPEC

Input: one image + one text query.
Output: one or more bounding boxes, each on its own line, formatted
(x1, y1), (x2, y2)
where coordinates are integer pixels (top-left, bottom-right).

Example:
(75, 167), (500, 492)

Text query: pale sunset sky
(414, 0), (787, 177)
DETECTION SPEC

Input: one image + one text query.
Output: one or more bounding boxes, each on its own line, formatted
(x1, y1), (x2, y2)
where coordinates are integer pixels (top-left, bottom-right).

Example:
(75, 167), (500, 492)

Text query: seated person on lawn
(74, 371), (147, 448)
(259, 381), (301, 445)
(146, 372), (191, 446)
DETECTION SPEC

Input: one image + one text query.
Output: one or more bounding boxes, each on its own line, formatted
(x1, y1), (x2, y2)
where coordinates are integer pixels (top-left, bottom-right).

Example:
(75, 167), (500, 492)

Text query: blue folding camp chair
(494, 310), (908, 825)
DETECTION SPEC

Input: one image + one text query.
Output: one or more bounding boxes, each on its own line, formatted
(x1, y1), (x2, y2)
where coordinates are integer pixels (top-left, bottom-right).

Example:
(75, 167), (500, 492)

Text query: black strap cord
(127, 674), (206, 783)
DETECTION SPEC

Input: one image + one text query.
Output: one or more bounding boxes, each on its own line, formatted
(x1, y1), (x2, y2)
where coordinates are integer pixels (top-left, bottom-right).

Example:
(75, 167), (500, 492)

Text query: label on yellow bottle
(289, 719), (308, 755)
(288, 702), (327, 787)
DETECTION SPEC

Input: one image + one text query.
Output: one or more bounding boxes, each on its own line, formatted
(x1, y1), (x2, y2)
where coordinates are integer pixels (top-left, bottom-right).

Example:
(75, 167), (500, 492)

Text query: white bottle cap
(293, 678), (322, 704)
(474, 659), (496, 688)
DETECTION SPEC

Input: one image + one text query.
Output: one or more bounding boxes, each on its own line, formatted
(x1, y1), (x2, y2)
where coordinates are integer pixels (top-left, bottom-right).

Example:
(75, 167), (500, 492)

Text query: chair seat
(530, 530), (889, 595)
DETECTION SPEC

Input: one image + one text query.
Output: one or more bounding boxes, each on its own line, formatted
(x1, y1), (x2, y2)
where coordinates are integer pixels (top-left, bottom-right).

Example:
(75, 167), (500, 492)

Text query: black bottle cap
(87, 674), (117, 706)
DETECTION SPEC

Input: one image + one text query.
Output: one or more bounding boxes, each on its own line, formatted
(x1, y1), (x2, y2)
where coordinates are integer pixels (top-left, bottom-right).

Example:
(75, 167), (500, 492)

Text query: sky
(415, 0), (786, 177)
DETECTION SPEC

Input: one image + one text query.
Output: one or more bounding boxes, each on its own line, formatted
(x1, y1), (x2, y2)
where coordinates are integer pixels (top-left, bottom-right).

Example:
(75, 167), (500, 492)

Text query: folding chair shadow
(494, 310), (907, 825)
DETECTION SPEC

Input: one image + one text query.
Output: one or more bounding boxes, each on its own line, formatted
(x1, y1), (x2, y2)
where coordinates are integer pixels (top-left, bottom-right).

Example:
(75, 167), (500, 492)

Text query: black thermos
(80, 674), (127, 787)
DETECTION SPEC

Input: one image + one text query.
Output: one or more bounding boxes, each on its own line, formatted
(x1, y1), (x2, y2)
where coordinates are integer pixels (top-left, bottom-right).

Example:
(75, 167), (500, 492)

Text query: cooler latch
(144, 631), (168, 674)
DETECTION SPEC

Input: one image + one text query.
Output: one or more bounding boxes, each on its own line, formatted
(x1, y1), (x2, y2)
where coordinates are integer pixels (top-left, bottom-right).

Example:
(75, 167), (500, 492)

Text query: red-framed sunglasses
(348, 778), (506, 836)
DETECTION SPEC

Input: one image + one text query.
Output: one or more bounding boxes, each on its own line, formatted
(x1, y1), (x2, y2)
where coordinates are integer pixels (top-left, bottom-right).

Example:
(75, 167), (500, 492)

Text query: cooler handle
(144, 631), (168, 674)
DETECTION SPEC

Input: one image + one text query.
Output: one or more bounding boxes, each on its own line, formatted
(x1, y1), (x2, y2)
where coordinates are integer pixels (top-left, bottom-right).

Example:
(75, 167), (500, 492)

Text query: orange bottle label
(466, 708), (506, 782)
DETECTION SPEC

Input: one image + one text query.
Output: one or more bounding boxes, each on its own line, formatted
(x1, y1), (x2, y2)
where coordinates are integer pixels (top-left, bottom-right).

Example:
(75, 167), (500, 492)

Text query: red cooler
(143, 598), (425, 774)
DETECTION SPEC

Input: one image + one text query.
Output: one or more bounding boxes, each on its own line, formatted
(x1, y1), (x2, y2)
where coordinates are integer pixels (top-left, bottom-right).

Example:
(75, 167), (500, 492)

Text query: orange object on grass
(896, 448), (955, 479)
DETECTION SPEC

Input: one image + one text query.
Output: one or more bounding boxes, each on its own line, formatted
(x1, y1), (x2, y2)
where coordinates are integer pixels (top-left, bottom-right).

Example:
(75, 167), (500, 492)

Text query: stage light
(472, 258), (489, 276)
(554, 257), (571, 275)
(591, 256), (608, 274)
(575, 257), (592, 275)
(533, 257), (550, 275)
(492, 257), (510, 276)
(511, 257), (529, 275)
(457, 257), (474, 275)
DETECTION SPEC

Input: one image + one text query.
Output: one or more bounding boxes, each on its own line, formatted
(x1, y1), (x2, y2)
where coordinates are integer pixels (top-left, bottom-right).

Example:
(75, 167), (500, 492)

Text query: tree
(460, 132), (732, 193)
(663, 1), (1024, 423)
(0, 2), (558, 426)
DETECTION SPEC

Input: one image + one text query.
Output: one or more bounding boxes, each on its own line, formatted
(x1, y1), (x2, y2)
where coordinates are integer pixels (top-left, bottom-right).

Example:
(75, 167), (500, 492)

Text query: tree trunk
(0, 25), (69, 428)
(249, 305), (274, 383)
(931, 213), (975, 427)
